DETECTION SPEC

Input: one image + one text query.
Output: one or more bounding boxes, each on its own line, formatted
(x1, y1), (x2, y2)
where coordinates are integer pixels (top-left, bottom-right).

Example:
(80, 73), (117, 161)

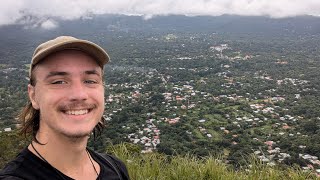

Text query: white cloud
(40, 19), (57, 30)
(1, 0), (320, 28)
(0, 0), (25, 25)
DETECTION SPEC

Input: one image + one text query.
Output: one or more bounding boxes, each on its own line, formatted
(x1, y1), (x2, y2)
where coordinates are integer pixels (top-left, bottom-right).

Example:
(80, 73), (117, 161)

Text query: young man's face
(28, 50), (105, 139)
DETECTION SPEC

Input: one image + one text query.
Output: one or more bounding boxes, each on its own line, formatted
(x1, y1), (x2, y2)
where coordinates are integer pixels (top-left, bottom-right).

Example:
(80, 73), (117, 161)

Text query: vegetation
(0, 134), (318, 179)
(110, 143), (318, 179)
(0, 131), (28, 168)
(1, 15), (320, 176)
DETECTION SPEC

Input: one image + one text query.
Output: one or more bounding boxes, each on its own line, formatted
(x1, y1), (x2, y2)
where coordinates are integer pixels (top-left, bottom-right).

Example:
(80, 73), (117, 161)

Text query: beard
(62, 131), (90, 139)
(53, 127), (93, 144)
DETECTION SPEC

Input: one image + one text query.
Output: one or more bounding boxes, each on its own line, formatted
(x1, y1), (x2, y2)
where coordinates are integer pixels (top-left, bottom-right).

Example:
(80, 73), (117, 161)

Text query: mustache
(58, 102), (97, 111)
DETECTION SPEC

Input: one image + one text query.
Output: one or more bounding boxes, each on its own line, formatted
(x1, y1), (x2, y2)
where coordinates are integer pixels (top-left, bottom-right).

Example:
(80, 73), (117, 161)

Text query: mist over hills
(1, 14), (320, 66)
(1, 14), (320, 40)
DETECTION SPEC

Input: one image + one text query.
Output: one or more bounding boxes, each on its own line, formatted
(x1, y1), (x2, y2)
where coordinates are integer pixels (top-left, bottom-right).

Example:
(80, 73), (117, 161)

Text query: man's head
(21, 36), (109, 142)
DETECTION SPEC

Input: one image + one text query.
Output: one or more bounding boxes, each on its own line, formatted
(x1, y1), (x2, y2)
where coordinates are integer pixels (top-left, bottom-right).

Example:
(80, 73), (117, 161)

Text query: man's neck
(28, 132), (99, 180)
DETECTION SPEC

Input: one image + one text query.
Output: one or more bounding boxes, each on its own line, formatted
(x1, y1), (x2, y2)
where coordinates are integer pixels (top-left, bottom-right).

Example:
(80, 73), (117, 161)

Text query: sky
(1, 0), (320, 29)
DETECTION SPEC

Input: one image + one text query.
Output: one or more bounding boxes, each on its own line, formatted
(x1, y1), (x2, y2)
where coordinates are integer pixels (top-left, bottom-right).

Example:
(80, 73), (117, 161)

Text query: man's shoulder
(0, 147), (59, 180)
(88, 149), (130, 180)
(99, 153), (126, 167)
(0, 174), (24, 180)
(0, 148), (28, 179)
(88, 149), (125, 168)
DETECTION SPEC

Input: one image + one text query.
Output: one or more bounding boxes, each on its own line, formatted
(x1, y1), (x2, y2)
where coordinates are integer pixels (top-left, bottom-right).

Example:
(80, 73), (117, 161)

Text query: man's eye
(52, 81), (67, 84)
(84, 80), (97, 84)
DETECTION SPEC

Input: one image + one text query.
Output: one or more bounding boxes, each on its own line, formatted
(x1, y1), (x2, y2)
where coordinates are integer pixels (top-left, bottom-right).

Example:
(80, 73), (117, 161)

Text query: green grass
(193, 129), (205, 139)
(207, 129), (222, 141)
(108, 143), (319, 180)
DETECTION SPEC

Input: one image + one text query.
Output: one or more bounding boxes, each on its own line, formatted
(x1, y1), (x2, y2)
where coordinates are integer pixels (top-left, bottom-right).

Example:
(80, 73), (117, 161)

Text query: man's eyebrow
(45, 71), (69, 79)
(85, 70), (101, 76)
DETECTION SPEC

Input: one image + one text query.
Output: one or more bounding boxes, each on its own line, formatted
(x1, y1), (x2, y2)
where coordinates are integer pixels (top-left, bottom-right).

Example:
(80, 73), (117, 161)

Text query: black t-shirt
(0, 147), (130, 180)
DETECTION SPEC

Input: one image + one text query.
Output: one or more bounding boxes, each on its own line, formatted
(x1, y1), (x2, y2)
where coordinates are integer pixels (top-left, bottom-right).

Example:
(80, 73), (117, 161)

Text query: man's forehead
(34, 50), (103, 72)
(35, 66), (103, 77)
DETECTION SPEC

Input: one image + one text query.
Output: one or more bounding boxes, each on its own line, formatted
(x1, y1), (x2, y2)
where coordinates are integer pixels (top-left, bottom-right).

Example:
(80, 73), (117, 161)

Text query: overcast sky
(2, 0), (320, 29)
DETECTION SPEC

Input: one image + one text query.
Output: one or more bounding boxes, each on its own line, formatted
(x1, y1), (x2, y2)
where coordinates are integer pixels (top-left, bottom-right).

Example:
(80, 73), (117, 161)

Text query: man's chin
(61, 131), (91, 140)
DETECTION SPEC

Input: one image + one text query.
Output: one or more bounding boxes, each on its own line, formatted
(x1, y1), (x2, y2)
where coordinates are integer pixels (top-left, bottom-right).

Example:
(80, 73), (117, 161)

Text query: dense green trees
(0, 131), (28, 168)
(1, 28), (320, 172)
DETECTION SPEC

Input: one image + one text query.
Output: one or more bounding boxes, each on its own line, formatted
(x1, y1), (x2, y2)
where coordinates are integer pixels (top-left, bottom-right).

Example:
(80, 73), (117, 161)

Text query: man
(0, 36), (130, 180)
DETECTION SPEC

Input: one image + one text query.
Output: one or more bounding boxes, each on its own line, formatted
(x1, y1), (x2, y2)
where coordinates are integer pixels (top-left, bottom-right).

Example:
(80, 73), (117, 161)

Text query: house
(4, 128), (12, 132)
(264, 141), (275, 146)
(145, 143), (152, 147)
(153, 129), (160, 134)
(133, 139), (140, 144)
(175, 96), (184, 101)
(282, 125), (290, 129)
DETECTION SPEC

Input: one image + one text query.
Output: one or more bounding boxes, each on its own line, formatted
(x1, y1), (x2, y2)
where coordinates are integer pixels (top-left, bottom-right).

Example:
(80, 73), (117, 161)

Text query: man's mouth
(59, 103), (96, 116)
(64, 109), (90, 115)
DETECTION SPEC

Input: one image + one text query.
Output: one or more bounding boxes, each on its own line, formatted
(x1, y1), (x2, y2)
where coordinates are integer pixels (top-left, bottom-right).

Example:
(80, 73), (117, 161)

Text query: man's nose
(69, 81), (89, 101)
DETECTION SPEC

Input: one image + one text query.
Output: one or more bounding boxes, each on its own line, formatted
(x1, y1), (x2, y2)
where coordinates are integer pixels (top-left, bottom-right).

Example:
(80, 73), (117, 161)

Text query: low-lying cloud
(1, 0), (320, 29)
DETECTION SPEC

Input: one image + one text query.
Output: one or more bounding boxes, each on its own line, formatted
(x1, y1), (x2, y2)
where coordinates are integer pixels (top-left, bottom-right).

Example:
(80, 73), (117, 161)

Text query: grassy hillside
(109, 143), (318, 180)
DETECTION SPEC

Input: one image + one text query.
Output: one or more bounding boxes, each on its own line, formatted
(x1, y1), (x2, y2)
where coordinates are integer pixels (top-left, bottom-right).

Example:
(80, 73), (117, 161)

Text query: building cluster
(127, 118), (161, 153)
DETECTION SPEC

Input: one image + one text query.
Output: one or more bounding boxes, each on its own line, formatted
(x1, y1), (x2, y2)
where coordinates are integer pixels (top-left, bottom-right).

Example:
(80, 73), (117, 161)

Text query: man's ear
(28, 84), (39, 110)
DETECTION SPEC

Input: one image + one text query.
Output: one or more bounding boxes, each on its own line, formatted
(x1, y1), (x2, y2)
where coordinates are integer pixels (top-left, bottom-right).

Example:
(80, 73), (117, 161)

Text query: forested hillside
(1, 15), (320, 177)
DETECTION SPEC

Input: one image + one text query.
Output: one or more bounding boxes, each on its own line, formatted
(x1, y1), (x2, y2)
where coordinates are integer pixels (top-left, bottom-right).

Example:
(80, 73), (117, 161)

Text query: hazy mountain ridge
(1, 14), (320, 65)
(1, 15), (320, 38)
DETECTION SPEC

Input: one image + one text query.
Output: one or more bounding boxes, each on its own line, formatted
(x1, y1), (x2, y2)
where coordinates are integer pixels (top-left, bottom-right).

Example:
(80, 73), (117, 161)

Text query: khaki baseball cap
(30, 36), (110, 76)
